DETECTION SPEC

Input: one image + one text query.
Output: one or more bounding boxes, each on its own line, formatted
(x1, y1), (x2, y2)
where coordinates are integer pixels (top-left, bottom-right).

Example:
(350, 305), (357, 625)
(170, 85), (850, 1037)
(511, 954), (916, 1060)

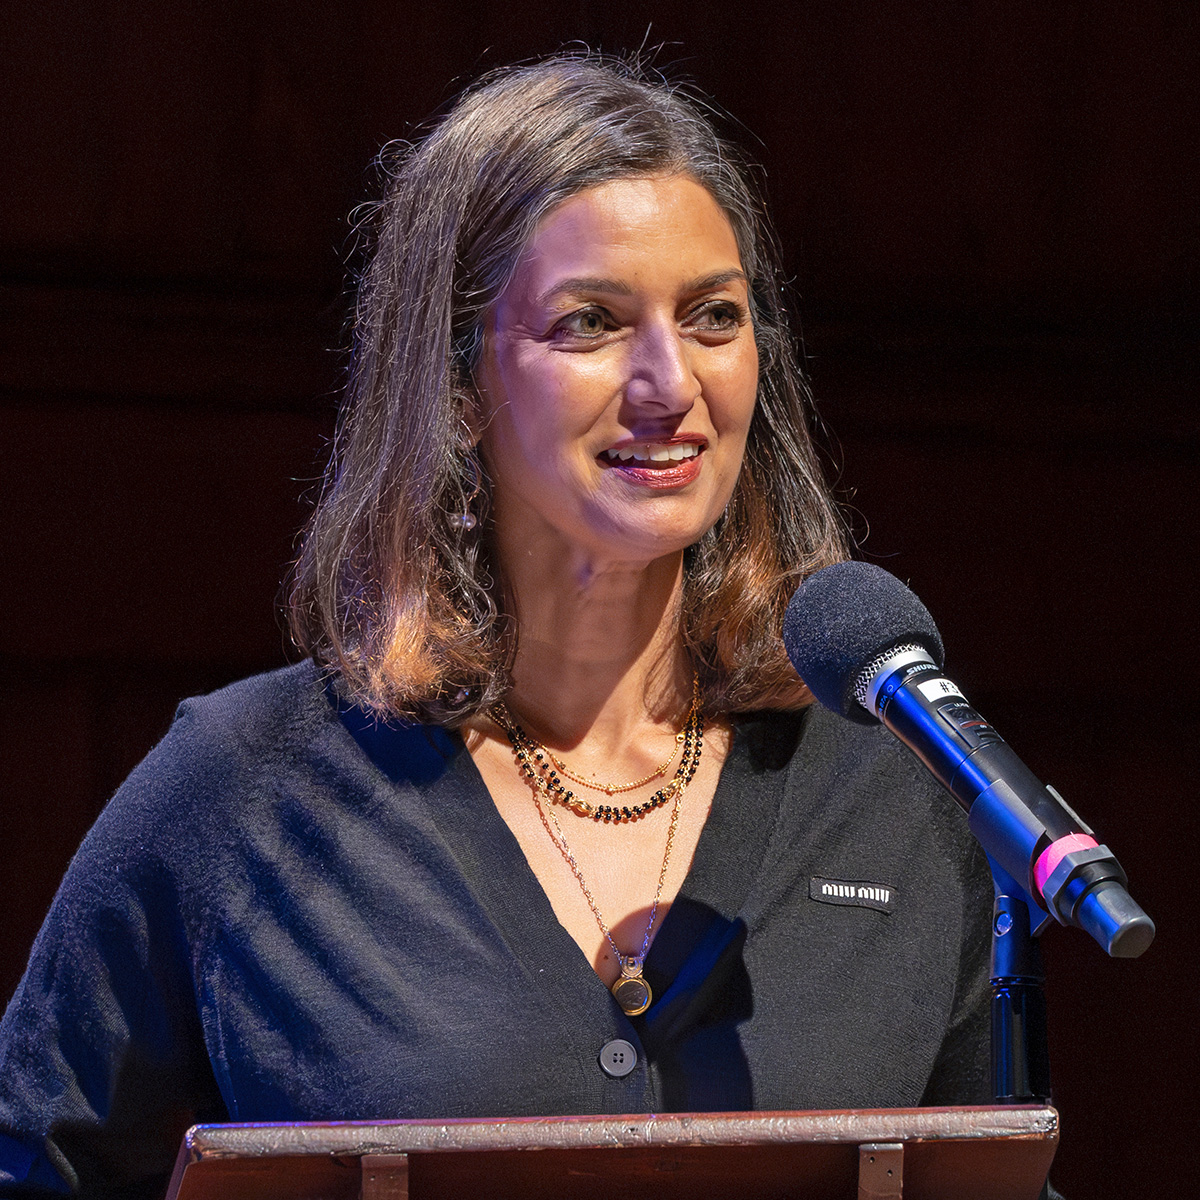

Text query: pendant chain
(533, 765), (686, 971)
(491, 684), (705, 1015)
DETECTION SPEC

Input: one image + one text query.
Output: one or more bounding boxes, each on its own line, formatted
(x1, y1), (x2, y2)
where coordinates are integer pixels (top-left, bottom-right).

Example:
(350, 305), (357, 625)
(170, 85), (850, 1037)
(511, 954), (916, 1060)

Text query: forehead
(503, 175), (745, 300)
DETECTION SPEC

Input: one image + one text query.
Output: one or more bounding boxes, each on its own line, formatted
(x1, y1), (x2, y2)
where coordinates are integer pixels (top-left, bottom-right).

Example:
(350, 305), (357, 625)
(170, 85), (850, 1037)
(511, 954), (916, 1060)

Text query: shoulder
(742, 703), (984, 869)
(142, 659), (332, 782)
(64, 662), (340, 882)
(803, 704), (963, 816)
(168, 659), (330, 759)
(740, 702), (933, 793)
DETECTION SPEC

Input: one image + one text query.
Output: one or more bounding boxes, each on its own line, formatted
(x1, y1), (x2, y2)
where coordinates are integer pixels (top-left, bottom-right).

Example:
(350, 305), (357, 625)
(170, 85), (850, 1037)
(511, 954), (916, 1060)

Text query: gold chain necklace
(545, 734), (683, 795)
(492, 674), (702, 823)
(529, 743), (688, 1017)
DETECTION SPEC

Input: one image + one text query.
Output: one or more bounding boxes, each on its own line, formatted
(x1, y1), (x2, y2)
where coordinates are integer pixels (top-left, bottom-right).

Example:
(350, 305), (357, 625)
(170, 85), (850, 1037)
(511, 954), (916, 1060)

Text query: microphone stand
(988, 857), (1052, 1104)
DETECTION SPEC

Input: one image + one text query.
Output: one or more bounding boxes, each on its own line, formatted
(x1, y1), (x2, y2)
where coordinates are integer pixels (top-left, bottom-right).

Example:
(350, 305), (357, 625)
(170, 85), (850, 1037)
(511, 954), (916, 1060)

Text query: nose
(624, 320), (701, 413)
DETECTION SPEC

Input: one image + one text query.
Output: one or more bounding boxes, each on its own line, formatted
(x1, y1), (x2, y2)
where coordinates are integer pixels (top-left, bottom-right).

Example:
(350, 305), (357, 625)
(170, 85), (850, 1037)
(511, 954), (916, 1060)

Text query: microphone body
(783, 562), (1155, 959)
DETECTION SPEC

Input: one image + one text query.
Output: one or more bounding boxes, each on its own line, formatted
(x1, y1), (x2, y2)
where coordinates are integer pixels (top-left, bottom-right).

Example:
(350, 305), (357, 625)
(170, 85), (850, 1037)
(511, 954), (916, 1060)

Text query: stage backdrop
(2, 3), (1195, 1197)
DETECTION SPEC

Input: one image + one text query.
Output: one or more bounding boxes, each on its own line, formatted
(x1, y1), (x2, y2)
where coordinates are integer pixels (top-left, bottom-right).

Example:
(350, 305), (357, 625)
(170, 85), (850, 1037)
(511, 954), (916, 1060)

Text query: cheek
(480, 383), (590, 504)
(712, 347), (760, 437)
(503, 362), (613, 462)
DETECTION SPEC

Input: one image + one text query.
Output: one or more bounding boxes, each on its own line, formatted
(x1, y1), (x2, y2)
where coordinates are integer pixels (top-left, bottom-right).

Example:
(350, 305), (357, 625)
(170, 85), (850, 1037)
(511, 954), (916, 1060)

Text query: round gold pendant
(612, 971), (652, 1017)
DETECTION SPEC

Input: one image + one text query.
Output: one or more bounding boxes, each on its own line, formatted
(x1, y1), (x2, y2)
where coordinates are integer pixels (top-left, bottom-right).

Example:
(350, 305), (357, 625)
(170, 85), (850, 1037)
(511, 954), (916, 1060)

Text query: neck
(499, 541), (692, 750)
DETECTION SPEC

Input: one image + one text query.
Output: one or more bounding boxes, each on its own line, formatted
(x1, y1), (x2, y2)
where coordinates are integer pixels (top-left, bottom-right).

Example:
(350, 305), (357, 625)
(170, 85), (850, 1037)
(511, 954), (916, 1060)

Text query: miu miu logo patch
(809, 877), (896, 913)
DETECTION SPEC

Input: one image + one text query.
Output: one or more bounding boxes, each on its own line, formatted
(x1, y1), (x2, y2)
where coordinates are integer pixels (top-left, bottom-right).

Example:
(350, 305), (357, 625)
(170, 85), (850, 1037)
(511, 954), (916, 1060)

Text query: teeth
(604, 443), (701, 463)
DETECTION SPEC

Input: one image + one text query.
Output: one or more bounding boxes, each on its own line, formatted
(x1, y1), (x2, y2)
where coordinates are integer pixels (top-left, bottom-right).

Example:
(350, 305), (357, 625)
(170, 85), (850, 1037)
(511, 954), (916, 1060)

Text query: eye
(553, 307), (615, 341)
(686, 299), (749, 338)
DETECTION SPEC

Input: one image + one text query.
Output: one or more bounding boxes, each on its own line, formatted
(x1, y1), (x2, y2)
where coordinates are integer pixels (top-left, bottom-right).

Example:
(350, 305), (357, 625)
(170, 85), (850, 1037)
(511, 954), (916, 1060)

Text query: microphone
(783, 560), (1155, 958)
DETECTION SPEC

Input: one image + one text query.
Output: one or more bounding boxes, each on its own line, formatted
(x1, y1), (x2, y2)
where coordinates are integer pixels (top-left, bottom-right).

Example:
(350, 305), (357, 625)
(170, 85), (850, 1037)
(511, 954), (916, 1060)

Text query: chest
(193, 711), (973, 1119)
(196, 816), (958, 1122)
(469, 731), (726, 988)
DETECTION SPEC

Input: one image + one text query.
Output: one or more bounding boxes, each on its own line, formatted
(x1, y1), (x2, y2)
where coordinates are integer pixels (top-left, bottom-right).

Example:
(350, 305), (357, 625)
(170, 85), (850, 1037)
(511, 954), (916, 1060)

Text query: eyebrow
(536, 269), (748, 308)
(537, 276), (633, 306)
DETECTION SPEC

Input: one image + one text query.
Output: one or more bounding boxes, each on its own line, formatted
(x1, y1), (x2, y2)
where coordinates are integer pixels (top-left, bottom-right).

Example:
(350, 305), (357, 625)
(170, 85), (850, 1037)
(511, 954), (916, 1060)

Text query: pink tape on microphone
(1035, 832), (1099, 901)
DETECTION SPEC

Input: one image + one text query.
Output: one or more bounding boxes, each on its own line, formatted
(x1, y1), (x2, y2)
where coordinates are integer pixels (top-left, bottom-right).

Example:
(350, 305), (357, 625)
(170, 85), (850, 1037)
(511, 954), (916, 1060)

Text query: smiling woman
(289, 56), (845, 725)
(0, 54), (996, 1200)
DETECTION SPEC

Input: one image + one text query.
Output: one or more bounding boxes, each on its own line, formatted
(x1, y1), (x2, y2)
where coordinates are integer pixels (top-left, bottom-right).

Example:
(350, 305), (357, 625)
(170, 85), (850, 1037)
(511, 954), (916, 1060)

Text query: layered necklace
(491, 675), (704, 1016)
(492, 674), (702, 824)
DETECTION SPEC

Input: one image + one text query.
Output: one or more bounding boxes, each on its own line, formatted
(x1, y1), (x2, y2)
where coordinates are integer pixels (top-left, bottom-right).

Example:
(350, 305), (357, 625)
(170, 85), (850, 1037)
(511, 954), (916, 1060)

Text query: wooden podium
(165, 1106), (1058, 1200)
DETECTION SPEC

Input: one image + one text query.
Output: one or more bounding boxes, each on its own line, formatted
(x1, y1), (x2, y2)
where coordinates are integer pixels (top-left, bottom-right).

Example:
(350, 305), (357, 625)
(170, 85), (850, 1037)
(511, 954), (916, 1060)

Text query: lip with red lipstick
(597, 434), (708, 488)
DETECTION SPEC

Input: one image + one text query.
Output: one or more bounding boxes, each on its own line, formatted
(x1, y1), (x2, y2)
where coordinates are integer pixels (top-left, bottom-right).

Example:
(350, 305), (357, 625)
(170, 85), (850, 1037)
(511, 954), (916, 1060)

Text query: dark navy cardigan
(0, 662), (992, 1197)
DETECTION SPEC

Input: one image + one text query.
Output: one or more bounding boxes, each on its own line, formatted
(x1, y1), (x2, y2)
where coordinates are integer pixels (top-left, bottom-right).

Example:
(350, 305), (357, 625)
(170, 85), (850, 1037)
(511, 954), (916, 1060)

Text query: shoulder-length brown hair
(289, 54), (848, 725)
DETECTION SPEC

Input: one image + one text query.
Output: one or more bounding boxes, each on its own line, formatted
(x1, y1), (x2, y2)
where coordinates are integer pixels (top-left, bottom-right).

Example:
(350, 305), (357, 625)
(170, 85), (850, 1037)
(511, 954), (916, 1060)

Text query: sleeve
(0, 735), (229, 1198)
(919, 837), (995, 1106)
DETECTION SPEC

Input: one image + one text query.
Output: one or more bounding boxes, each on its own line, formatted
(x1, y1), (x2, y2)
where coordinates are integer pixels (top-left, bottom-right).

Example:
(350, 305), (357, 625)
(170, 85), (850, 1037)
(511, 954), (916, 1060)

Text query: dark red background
(2, 3), (1195, 1195)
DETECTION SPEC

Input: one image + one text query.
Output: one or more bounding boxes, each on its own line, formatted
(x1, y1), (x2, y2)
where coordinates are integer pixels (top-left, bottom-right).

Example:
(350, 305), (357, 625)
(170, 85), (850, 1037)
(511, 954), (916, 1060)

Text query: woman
(0, 55), (991, 1198)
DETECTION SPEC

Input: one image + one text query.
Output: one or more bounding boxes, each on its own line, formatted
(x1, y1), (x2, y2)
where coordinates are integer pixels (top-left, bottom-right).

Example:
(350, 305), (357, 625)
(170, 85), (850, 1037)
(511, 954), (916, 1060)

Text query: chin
(588, 520), (716, 565)
(537, 488), (728, 566)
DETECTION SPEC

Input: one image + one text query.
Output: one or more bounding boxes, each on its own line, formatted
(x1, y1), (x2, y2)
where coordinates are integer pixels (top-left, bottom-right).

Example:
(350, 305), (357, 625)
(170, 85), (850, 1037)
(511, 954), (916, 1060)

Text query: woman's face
(473, 174), (759, 568)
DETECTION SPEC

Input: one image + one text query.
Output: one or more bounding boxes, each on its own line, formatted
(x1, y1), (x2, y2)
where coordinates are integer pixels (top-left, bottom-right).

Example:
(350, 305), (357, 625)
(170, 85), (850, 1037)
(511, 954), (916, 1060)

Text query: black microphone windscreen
(783, 561), (945, 723)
